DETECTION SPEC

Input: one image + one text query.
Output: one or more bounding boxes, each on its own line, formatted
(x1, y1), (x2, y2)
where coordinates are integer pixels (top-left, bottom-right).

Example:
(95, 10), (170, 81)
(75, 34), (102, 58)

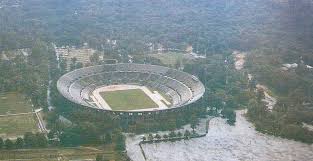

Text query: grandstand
(57, 63), (205, 114)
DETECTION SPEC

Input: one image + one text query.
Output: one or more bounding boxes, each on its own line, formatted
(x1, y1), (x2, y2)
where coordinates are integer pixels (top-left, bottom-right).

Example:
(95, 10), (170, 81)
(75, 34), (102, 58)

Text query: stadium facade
(57, 63), (205, 116)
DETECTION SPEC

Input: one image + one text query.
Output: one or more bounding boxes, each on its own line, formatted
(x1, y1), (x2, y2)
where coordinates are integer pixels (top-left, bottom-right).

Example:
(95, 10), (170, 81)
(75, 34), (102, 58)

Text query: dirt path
(35, 109), (48, 133)
(0, 112), (34, 117)
(302, 122), (313, 132)
(256, 84), (277, 111)
(233, 51), (277, 111)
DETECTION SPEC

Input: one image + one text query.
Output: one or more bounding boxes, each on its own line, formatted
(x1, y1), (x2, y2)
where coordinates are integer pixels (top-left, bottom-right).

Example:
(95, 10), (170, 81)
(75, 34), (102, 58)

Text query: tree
(76, 122), (99, 145)
(148, 133), (154, 141)
(154, 134), (161, 140)
(70, 57), (77, 70)
(190, 115), (199, 132)
(71, 57), (77, 64)
(29, 41), (48, 66)
(15, 137), (24, 149)
(142, 136), (146, 141)
(169, 131), (176, 138)
(59, 57), (67, 73)
(59, 131), (81, 147)
(0, 137), (3, 149)
(256, 88), (265, 102)
(163, 134), (168, 139)
(47, 131), (55, 140)
(248, 78), (257, 91)
(177, 132), (182, 138)
(24, 132), (37, 148)
(113, 130), (125, 151)
(5, 139), (14, 149)
(76, 62), (83, 69)
(221, 108), (236, 125)
(36, 133), (48, 148)
(90, 52), (100, 64)
(184, 130), (191, 139)
(174, 58), (182, 69)
(96, 154), (104, 161)
(104, 133), (112, 144)
(247, 99), (268, 121)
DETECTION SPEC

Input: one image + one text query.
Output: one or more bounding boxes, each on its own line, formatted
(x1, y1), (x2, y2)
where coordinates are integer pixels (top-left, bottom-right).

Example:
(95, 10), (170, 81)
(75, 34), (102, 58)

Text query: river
(126, 110), (313, 161)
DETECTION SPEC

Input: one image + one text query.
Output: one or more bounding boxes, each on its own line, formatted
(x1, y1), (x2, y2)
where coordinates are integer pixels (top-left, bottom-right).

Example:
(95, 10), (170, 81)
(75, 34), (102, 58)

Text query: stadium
(57, 63), (205, 115)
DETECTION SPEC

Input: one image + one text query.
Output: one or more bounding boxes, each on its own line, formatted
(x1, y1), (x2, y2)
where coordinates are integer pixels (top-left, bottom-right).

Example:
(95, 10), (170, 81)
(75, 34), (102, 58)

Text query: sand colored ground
(233, 50), (246, 70)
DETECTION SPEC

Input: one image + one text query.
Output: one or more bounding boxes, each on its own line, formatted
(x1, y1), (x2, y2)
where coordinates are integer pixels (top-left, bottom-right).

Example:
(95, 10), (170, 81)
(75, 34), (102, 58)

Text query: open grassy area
(0, 92), (33, 115)
(0, 146), (125, 161)
(100, 89), (158, 111)
(150, 51), (184, 66)
(0, 114), (38, 138)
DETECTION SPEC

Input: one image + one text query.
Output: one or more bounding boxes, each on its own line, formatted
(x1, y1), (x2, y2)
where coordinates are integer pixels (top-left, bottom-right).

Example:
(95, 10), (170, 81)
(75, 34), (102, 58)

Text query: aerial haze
(0, 0), (312, 160)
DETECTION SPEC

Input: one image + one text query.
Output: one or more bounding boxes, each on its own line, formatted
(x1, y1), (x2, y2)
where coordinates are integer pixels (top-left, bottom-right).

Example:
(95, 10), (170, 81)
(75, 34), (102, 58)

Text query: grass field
(150, 51), (184, 66)
(0, 92), (38, 138)
(100, 89), (158, 110)
(0, 146), (124, 161)
(0, 92), (33, 115)
(0, 114), (38, 138)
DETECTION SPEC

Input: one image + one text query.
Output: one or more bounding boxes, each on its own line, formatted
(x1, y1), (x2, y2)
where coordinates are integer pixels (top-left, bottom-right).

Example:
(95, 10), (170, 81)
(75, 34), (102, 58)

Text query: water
(126, 110), (313, 161)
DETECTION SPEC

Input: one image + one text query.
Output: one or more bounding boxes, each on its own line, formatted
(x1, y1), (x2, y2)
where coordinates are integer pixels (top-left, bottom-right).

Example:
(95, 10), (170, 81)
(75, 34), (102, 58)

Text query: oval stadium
(57, 63), (205, 114)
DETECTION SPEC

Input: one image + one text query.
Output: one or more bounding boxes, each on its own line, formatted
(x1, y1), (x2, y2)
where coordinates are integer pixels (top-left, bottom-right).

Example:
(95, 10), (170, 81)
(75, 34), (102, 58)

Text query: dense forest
(1, 0), (312, 54)
(0, 41), (50, 108)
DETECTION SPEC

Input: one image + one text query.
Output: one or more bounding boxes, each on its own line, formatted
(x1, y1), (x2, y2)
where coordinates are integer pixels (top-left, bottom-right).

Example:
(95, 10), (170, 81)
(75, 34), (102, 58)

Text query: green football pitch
(100, 89), (158, 111)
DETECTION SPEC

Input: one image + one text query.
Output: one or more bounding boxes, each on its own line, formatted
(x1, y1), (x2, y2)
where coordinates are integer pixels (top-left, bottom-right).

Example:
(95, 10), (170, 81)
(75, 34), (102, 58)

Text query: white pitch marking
(153, 90), (171, 105)
(90, 84), (171, 111)
(92, 89), (112, 110)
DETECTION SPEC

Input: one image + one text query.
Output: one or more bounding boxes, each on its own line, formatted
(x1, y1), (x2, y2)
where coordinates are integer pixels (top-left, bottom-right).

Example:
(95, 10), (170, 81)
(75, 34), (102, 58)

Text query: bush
(169, 131), (176, 138)
(163, 134), (168, 139)
(177, 132), (182, 137)
(0, 137), (3, 149)
(154, 134), (161, 140)
(114, 132), (125, 151)
(184, 130), (191, 139)
(15, 137), (24, 149)
(5, 139), (14, 150)
(148, 133), (154, 141)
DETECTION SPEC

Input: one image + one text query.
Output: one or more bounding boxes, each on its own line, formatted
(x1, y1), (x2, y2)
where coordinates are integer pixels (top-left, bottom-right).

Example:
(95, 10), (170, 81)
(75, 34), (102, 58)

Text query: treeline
(3, 0), (307, 56)
(126, 105), (206, 133)
(143, 130), (200, 143)
(0, 132), (47, 150)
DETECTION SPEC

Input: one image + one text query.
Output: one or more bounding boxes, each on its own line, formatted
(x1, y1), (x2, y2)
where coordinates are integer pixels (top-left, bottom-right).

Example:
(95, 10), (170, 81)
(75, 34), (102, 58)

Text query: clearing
(150, 51), (184, 66)
(0, 114), (39, 138)
(0, 92), (33, 115)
